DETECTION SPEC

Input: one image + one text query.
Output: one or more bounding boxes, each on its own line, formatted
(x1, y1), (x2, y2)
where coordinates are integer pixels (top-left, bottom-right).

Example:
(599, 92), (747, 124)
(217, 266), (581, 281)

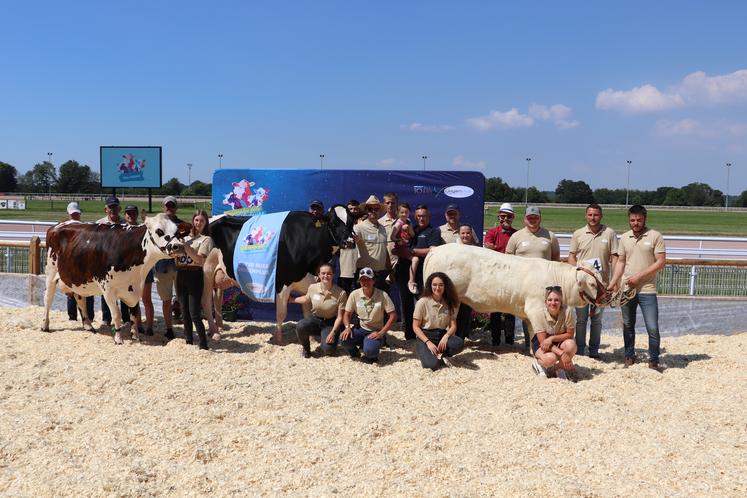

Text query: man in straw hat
(353, 195), (391, 290)
(484, 202), (518, 346)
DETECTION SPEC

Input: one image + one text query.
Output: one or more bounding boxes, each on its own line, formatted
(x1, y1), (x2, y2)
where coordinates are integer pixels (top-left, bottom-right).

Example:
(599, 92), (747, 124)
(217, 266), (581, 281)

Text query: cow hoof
(83, 322), (95, 332)
(41, 328), (51, 333)
(269, 334), (287, 346)
(114, 331), (124, 345)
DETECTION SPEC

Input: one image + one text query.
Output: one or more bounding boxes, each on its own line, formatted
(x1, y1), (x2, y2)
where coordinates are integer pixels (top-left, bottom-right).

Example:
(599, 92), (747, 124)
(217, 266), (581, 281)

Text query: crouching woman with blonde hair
(531, 286), (577, 379)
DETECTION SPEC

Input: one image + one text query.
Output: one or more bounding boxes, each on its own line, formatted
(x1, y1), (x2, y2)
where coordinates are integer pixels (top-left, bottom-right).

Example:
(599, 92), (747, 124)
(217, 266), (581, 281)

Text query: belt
(178, 266), (202, 272)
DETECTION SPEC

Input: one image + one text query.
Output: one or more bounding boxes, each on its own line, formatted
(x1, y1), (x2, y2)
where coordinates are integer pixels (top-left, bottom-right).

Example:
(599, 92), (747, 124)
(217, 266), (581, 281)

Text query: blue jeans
(621, 293), (660, 362)
(575, 305), (603, 356)
(339, 327), (384, 360)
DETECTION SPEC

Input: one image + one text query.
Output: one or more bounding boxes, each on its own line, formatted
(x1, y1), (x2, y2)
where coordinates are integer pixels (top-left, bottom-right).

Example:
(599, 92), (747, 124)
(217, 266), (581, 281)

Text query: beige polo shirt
(539, 306), (576, 336)
(306, 282), (347, 319)
(413, 296), (455, 330)
(619, 228), (666, 294)
(354, 219), (389, 271)
(345, 288), (396, 331)
(569, 224), (619, 284)
(505, 227), (559, 260)
(439, 223), (460, 244)
(379, 213), (399, 265)
(176, 234), (214, 269)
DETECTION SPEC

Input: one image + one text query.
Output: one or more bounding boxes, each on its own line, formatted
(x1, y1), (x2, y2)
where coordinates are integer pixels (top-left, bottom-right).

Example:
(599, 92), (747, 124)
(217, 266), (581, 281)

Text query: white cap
(66, 201), (81, 215)
(499, 202), (514, 214)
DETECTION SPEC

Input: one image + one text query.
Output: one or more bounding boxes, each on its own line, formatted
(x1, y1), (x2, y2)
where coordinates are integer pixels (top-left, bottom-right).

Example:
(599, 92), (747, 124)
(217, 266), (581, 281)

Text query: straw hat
(362, 195), (384, 215)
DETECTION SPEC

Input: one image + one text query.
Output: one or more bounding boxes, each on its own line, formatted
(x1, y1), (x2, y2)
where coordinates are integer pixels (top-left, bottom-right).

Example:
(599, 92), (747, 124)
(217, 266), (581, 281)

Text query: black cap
(309, 200), (324, 208)
(445, 203), (460, 212)
(124, 204), (138, 213)
(105, 196), (120, 207)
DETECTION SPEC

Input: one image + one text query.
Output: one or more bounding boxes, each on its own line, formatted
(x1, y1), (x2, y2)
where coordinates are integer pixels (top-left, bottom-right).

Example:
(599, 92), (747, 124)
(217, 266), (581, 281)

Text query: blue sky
(2, 0), (746, 195)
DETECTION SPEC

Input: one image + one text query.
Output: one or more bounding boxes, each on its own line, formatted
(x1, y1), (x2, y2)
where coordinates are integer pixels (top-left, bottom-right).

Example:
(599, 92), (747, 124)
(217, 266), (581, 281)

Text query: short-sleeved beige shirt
(569, 224), (619, 284)
(505, 227), (559, 260)
(378, 213), (398, 266)
(413, 296), (455, 330)
(354, 219), (389, 271)
(96, 215), (125, 225)
(619, 228), (666, 294)
(306, 282), (347, 319)
(539, 305), (575, 336)
(345, 288), (396, 331)
(176, 234), (214, 269)
(439, 223), (460, 244)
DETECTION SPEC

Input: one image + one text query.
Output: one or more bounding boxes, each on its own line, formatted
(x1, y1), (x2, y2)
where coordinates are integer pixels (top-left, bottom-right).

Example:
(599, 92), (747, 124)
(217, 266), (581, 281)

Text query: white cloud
(466, 108), (534, 130)
(452, 155), (486, 170)
(467, 104), (578, 130)
(400, 122), (455, 132)
(378, 158), (398, 166)
(654, 118), (747, 138)
(597, 68), (747, 114)
(677, 69), (747, 105)
(595, 84), (685, 114)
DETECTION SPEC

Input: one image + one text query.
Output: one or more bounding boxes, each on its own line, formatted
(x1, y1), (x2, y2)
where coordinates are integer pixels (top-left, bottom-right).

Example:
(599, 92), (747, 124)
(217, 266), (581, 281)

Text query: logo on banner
(443, 185), (474, 198)
(221, 178), (271, 215)
(238, 225), (276, 251)
(117, 153), (146, 182)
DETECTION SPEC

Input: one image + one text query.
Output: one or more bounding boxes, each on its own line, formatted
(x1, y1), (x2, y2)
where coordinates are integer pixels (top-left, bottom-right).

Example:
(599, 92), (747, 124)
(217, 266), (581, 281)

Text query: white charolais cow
(423, 244), (617, 336)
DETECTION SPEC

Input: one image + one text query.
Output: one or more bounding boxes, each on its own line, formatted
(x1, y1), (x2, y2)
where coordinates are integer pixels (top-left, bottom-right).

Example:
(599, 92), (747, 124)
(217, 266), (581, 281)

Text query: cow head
(575, 265), (612, 306)
(326, 205), (356, 250)
(144, 213), (186, 256)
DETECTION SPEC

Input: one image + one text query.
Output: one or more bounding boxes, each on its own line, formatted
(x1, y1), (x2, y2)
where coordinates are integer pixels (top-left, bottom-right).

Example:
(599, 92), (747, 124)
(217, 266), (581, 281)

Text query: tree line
(486, 177), (747, 207)
(0, 160), (211, 197)
(1, 159), (745, 207)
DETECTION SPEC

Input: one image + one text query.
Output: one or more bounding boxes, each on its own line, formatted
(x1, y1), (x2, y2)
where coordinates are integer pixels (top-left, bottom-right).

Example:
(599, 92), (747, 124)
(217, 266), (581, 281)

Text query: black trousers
(101, 297), (132, 325)
(67, 295), (94, 321)
(296, 315), (339, 355)
(177, 270), (207, 349)
(415, 329), (465, 370)
(395, 261), (416, 339)
(489, 312), (516, 345)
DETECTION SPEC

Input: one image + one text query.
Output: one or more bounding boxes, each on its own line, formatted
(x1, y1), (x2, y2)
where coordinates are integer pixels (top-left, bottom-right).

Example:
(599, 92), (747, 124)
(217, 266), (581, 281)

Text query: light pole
(47, 152), (53, 209)
(725, 162), (732, 211)
(218, 154), (223, 169)
(422, 155), (428, 171)
(187, 163), (193, 185)
(524, 157), (531, 205)
(319, 154), (325, 169)
(625, 160), (632, 209)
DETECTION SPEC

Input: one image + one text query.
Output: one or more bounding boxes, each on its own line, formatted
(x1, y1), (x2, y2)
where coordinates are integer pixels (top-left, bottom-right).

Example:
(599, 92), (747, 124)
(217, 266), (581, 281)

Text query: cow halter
(576, 266), (610, 306)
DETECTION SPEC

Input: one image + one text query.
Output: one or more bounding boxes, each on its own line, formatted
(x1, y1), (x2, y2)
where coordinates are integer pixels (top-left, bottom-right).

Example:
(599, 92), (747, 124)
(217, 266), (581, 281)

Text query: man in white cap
(484, 202), (518, 346)
(506, 206), (560, 352)
(354, 195), (390, 290)
(65, 201), (94, 321)
(154, 195), (183, 340)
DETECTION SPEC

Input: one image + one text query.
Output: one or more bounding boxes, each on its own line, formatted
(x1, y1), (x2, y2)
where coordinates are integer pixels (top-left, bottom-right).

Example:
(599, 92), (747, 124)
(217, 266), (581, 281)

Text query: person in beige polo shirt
(354, 195), (391, 290)
(439, 204), (462, 243)
(412, 272), (464, 370)
(505, 206), (560, 261)
(609, 204), (666, 372)
(567, 203), (618, 359)
(506, 205), (560, 350)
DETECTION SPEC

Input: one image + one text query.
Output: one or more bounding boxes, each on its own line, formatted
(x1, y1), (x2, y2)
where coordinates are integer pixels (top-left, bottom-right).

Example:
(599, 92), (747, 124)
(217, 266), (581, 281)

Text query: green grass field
(1, 200), (746, 236)
(484, 206), (747, 236)
(0, 199), (212, 223)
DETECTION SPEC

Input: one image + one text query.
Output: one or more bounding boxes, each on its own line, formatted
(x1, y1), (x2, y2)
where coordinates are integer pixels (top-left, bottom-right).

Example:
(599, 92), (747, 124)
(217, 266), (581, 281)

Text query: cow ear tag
(315, 220), (322, 228)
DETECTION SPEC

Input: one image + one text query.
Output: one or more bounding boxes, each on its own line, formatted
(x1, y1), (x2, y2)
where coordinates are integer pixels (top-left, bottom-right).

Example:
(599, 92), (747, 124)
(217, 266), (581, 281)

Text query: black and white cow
(42, 214), (188, 344)
(205, 205), (355, 343)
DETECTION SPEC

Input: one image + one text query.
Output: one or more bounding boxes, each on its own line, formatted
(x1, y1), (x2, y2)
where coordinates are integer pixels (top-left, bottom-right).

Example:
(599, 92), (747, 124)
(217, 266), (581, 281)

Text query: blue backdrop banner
(212, 169), (485, 238)
(100, 146), (163, 188)
(233, 211), (289, 303)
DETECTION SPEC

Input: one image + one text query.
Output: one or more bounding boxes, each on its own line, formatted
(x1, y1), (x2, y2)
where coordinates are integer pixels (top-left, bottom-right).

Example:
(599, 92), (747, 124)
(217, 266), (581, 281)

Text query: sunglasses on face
(498, 214), (514, 220)
(366, 207), (379, 212)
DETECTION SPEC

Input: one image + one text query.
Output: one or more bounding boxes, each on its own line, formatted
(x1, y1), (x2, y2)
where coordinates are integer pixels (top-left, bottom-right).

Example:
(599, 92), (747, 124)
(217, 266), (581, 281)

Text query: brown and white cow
(42, 214), (187, 344)
(423, 244), (622, 337)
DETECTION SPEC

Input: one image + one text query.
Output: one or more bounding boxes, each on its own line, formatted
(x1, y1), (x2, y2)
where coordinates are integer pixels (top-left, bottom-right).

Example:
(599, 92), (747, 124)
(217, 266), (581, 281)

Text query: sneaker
(361, 356), (378, 364)
(589, 352), (600, 360)
(557, 370), (568, 380)
(301, 349), (311, 359)
(441, 356), (453, 368)
(648, 361), (664, 373)
(624, 356), (637, 367)
(531, 360), (547, 378)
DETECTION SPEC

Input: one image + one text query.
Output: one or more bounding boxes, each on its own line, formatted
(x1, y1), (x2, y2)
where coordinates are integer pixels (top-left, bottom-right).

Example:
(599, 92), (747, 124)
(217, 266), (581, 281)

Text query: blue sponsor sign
(100, 146), (163, 188)
(233, 212), (288, 303)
